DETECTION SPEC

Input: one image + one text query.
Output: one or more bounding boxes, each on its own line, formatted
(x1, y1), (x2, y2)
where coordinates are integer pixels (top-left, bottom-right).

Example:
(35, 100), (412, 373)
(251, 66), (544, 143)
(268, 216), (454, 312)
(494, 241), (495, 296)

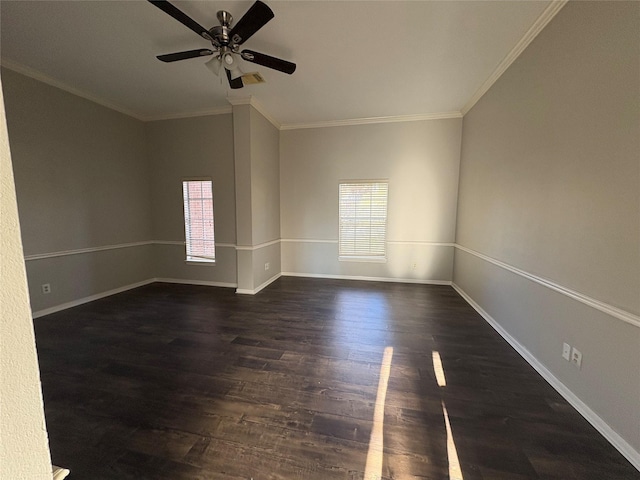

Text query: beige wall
(250, 107), (281, 288)
(146, 114), (237, 286)
(233, 104), (281, 292)
(280, 119), (462, 282)
(0, 74), (52, 479)
(3, 68), (238, 310)
(2, 68), (154, 313)
(250, 107), (280, 246)
(454, 0), (640, 457)
(3, 68), (245, 305)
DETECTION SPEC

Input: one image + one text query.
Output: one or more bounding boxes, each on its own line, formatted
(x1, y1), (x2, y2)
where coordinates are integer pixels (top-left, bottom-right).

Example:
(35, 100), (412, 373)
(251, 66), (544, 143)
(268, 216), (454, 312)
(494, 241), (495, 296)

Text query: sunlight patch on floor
(432, 350), (447, 387)
(364, 346), (394, 480)
(433, 350), (463, 479)
(442, 401), (463, 479)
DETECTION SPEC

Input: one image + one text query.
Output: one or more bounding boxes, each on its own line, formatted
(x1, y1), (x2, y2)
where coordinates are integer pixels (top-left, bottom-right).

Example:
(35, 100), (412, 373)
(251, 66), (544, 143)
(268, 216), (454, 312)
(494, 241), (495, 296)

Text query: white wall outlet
(562, 343), (571, 361)
(571, 347), (582, 369)
(265, 262), (270, 271)
(42, 283), (51, 294)
(412, 263), (417, 270)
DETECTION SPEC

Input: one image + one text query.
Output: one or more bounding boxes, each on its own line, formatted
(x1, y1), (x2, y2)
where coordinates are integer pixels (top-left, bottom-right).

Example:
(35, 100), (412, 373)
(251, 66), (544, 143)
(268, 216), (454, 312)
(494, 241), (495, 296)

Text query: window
(182, 179), (215, 263)
(339, 181), (388, 260)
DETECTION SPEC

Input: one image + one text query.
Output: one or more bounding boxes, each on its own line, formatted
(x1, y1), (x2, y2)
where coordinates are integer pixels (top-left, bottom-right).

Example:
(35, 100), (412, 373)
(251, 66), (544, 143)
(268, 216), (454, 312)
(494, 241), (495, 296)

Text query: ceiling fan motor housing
(209, 24), (230, 47)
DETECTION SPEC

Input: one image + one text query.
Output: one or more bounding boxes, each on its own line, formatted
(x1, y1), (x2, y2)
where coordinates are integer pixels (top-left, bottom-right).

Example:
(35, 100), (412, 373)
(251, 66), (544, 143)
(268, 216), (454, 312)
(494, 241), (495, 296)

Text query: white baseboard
(236, 273), (282, 295)
(155, 277), (237, 289)
(32, 277), (238, 318)
(32, 273), (449, 316)
(282, 271), (452, 286)
(451, 282), (640, 471)
(32, 279), (156, 318)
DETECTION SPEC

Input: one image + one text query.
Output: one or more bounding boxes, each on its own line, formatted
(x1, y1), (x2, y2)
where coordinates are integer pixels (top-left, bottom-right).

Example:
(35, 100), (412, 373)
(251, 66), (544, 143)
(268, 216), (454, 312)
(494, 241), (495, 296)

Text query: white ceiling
(0, 1), (555, 127)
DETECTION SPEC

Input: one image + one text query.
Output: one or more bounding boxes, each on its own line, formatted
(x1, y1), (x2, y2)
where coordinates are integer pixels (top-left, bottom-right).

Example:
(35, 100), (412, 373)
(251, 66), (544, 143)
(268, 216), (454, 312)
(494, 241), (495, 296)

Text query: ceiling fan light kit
(149, 0), (296, 89)
(204, 56), (222, 77)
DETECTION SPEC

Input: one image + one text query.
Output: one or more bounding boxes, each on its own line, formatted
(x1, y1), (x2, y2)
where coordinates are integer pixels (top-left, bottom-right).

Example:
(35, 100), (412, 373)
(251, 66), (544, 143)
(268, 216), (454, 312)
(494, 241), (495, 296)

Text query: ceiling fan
(148, 0), (296, 89)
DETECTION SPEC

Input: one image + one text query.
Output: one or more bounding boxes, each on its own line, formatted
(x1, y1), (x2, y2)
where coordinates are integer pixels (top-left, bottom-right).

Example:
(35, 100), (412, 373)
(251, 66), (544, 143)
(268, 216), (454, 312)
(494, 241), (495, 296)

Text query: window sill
(185, 259), (216, 266)
(339, 256), (387, 263)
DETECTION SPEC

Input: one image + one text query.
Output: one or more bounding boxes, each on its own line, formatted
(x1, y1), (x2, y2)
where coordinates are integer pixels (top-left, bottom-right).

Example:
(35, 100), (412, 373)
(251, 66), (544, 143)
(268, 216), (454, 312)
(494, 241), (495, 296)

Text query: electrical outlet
(265, 262), (270, 271)
(571, 347), (582, 369)
(412, 263), (417, 270)
(562, 343), (571, 361)
(42, 283), (51, 294)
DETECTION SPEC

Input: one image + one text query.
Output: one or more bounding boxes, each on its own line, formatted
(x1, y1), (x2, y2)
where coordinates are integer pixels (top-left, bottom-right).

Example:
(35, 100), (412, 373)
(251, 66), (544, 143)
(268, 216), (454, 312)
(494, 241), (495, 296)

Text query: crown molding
(280, 111), (463, 131)
(1, 58), (233, 123)
(2, 62), (454, 128)
(2, 0), (568, 130)
(140, 106), (232, 122)
(1, 58), (145, 121)
(226, 96), (252, 106)
(461, 0), (568, 115)
(227, 95), (281, 130)
(227, 96), (461, 130)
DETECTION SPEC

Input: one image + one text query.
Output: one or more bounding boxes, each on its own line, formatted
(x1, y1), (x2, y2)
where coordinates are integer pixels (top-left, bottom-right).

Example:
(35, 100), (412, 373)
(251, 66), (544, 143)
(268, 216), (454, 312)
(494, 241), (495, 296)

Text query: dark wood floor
(35, 278), (639, 479)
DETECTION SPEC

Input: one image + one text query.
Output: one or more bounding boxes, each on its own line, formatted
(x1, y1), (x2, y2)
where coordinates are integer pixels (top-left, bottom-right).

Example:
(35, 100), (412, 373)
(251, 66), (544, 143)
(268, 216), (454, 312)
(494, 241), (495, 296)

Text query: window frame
(338, 180), (389, 263)
(182, 178), (216, 265)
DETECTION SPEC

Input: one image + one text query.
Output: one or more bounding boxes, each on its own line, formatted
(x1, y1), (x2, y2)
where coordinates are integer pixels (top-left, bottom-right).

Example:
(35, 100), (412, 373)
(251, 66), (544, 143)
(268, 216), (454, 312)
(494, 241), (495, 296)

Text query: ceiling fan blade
(157, 49), (214, 63)
(241, 50), (296, 75)
(228, 1), (274, 45)
(148, 0), (213, 41)
(226, 69), (244, 89)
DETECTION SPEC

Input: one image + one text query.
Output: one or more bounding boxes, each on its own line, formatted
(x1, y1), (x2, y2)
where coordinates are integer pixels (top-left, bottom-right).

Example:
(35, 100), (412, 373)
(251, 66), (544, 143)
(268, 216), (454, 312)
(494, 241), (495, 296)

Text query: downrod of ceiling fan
(217, 10), (232, 27)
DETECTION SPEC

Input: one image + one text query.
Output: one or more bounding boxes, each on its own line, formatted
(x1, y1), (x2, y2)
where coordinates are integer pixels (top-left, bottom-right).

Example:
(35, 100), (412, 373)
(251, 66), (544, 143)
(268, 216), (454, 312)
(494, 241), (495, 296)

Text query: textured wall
(0, 73), (52, 479)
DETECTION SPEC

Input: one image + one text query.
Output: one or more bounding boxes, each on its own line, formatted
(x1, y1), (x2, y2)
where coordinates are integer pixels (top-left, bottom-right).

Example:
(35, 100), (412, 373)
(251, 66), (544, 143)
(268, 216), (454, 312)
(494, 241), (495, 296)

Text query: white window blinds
(339, 182), (388, 258)
(182, 179), (215, 262)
